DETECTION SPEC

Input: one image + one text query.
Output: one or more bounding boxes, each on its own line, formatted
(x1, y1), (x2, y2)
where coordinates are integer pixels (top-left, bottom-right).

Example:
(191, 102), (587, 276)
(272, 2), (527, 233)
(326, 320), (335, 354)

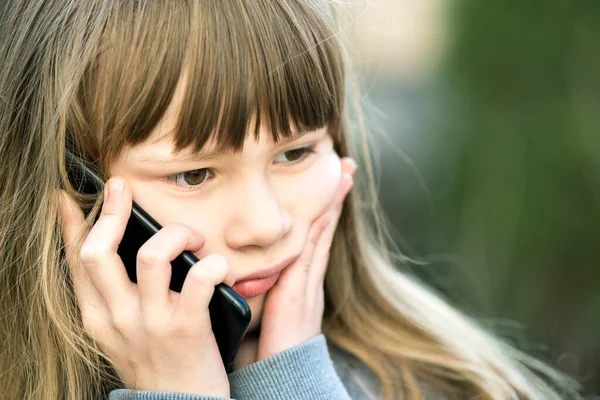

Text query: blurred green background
(351, 0), (600, 396)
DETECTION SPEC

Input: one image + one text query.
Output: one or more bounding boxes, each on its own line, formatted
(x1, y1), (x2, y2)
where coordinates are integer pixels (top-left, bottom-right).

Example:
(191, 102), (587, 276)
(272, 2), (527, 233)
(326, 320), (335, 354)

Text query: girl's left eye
(274, 145), (316, 164)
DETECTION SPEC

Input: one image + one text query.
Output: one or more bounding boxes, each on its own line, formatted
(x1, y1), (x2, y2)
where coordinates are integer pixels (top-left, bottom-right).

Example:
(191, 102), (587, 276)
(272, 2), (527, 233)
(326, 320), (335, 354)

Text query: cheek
(283, 152), (341, 218)
(122, 179), (219, 242)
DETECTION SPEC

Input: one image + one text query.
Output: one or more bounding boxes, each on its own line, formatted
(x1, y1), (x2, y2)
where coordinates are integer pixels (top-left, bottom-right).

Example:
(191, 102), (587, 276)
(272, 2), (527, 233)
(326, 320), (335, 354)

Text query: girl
(0, 0), (584, 399)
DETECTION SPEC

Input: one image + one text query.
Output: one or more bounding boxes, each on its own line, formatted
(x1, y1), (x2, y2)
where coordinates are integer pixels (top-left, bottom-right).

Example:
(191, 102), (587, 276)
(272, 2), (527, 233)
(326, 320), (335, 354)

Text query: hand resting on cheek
(232, 156), (357, 369)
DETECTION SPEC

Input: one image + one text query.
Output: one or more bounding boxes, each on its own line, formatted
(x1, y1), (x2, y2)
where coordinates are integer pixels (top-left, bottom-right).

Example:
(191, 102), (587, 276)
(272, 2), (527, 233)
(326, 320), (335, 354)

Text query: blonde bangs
(86, 0), (345, 163)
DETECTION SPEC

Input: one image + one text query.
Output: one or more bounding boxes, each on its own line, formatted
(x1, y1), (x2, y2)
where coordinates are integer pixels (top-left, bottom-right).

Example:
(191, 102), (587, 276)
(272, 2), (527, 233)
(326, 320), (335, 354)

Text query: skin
(57, 80), (356, 396)
(109, 124), (342, 334)
(111, 124), (356, 365)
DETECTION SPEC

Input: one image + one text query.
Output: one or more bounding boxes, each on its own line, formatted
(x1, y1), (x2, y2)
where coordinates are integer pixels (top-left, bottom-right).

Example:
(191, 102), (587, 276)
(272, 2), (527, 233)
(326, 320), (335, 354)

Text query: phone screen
(65, 151), (251, 373)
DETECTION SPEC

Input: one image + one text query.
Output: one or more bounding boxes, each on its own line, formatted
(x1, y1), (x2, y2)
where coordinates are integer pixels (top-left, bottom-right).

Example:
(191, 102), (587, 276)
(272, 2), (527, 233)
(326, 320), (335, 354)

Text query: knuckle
(170, 312), (210, 339)
(136, 247), (163, 268)
(100, 207), (120, 217)
(79, 242), (105, 265)
(186, 265), (220, 292)
(302, 263), (310, 274)
(159, 223), (178, 235)
(199, 254), (229, 274)
(168, 319), (196, 338)
(186, 263), (210, 284)
(168, 325), (194, 341)
(164, 223), (197, 241)
(184, 254), (230, 288)
(170, 223), (194, 235)
(100, 204), (128, 220)
(202, 253), (227, 266)
(110, 307), (136, 332)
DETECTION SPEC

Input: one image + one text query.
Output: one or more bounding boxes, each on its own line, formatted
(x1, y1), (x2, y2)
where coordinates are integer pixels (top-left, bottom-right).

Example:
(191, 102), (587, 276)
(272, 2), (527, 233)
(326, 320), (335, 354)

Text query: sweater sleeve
(108, 389), (230, 400)
(108, 334), (350, 400)
(228, 334), (351, 400)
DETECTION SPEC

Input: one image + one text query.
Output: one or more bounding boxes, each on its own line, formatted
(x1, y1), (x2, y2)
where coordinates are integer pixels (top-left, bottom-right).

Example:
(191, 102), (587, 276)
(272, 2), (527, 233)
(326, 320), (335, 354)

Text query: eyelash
(164, 144), (317, 192)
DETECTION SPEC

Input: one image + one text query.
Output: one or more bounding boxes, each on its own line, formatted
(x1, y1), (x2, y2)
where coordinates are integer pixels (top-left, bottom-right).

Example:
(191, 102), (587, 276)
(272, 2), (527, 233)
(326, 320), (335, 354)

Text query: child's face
(109, 96), (342, 332)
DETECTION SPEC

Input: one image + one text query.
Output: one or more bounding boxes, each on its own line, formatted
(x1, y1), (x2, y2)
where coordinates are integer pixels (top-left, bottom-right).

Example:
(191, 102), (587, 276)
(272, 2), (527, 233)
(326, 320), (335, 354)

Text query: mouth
(231, 254), (300, 298)
(230, 273), (281, 298)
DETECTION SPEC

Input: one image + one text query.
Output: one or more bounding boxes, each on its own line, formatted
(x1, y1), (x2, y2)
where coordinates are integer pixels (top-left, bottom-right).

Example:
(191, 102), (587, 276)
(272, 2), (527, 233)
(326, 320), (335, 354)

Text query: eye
(274, 145), (316, 164)
(165, 168), (213, 191)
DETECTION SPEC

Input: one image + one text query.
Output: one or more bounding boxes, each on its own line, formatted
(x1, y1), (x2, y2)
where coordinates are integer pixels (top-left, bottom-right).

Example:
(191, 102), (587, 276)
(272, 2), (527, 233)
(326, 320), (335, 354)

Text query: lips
(231, 255), (299, 298)
(231, 273), (281, 298)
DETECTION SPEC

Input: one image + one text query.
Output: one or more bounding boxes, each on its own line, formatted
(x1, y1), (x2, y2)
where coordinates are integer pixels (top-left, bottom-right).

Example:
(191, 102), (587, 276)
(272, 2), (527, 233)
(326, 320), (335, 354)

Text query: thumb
(86, 177), (132, 253)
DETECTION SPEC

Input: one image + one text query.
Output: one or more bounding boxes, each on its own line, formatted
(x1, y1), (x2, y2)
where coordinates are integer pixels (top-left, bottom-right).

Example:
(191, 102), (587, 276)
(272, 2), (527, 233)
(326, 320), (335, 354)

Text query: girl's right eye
(165, 168), (213, 191)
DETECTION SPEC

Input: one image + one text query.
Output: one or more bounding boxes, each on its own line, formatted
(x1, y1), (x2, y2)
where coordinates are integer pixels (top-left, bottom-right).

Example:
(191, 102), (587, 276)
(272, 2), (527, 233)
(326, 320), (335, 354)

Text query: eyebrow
(137, 130), (320, 164)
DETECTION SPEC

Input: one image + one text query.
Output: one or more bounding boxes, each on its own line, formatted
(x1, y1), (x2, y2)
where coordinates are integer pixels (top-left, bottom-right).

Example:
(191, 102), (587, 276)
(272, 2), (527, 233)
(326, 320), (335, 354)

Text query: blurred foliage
(411, 0), (600, 395)
(367, 0), (600, 397)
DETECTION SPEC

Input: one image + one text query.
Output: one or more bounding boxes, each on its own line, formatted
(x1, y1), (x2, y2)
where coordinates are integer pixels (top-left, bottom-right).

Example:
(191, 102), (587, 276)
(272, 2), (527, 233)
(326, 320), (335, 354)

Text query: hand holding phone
(59, 152), (250, 393)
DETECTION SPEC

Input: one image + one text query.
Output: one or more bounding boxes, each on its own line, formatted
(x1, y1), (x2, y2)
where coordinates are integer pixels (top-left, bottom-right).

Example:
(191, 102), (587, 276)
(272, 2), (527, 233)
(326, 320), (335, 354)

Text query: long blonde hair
(0, 1), (583, 399)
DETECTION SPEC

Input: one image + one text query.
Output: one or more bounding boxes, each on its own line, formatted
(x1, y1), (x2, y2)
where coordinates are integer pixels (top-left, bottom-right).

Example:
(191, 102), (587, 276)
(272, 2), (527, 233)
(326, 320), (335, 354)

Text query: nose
(225, 177), (292, 250)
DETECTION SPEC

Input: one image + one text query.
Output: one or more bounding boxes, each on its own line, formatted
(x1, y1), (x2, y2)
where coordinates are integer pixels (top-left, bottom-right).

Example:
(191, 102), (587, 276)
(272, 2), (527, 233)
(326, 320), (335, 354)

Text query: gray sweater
(108, 335), (383, 399)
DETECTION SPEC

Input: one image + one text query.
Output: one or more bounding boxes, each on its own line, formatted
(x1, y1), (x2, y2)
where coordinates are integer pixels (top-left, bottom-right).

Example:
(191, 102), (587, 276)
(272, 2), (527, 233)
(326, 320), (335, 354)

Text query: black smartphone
(65, 151), (251, 373)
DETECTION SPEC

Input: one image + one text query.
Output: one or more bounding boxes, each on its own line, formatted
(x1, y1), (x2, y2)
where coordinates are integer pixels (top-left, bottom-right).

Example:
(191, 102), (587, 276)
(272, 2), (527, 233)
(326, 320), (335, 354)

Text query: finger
(272, 158), (355, 290)
(56, 189), (109, 332)
(79, 177), (136, 308)
(136, 224), (205, 314)
(340, 157), (357, 177)
(307, 170), (355, 288)
(174, 254), (235, 327)
(319, 157), (355, 216)
(322, 157), (357, 235)
(276, 213), (331, 287)
(332, 170), (355, 210)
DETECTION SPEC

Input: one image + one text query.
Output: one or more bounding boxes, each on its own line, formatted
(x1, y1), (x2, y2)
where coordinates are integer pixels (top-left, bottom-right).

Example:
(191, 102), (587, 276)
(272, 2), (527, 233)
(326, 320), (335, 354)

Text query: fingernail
(347, 159), (357, 175)
(107, 179), (124, 200)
